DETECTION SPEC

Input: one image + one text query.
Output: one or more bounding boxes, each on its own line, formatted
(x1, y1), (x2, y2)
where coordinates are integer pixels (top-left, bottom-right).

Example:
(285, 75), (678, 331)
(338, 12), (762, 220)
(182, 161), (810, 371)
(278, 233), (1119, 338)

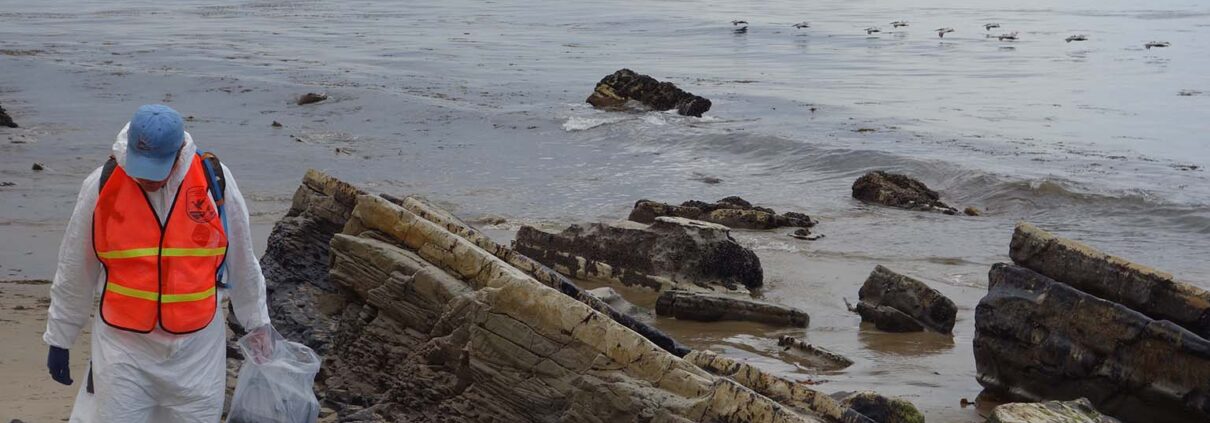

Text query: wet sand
(0, 280), (90, 423)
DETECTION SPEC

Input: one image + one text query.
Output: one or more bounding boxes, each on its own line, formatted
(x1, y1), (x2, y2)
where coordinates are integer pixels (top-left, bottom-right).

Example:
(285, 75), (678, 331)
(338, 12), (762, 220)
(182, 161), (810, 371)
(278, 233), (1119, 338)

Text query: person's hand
(246, 325), (277, 364)
(47, 346), (73, 385)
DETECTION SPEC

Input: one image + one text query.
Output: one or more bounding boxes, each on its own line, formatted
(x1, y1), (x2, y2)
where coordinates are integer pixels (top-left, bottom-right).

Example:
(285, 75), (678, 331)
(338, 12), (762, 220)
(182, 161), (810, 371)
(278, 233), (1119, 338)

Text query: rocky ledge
(975, 223), (1210, 423)
(629, 197), (815, 230)
(851, 171), (962, 215)
(855, 265), (956, 334)
(513, 217), (762, 292)
(656, 290), (809, 327)
(987, 398), (1120, 423)
(586, 68), (712, 117)
(258, 171), (905, 422)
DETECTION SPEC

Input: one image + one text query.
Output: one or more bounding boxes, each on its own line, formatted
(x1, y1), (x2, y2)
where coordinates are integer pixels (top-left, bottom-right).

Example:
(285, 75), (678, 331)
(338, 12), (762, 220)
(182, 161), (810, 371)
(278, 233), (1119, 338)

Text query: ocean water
(1, 0), (1208, 420)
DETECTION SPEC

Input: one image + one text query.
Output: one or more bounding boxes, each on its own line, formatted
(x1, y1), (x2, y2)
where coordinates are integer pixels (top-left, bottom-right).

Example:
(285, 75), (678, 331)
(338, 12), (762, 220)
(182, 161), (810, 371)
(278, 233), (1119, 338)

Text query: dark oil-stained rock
(851, 171), (957, 214)
(0, 102), (16, 128)
(975, 263), (1210, 423)
(629, 198), (815, 230)
(586, 69), (712, 117)
(513, 217), (763, 292)
(1009, 222), (1210, 339)
(776, 336), (853, 371)
(835, 392), (924, 423)
(988, 398), (1120, 423)
(856, 265), (956, 334)
(297, 92), (328, 105)
(687, 350), (878, 423)
(655, 290), (809, 327)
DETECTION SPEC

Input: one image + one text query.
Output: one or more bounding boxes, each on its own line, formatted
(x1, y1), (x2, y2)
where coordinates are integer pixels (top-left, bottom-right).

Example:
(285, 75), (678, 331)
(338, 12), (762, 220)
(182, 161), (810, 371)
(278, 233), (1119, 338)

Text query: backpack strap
(197, 151), (231, 289)
(98, 156), (118, 194)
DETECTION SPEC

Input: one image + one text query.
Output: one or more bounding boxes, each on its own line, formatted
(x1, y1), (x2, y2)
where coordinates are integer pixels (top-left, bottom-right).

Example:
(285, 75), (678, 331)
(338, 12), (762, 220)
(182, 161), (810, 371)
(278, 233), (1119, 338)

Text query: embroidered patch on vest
(186, 186), (217, 223)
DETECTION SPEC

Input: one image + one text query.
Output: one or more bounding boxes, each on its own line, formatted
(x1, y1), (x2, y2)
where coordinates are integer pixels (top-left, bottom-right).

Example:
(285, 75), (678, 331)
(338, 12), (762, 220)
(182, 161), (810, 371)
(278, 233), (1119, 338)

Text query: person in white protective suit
(42, 104), (273, 423)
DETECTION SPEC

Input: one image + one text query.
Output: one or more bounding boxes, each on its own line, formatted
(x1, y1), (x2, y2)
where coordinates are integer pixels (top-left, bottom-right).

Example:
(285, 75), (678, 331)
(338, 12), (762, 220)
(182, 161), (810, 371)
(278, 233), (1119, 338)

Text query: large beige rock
(975, 263), (1210, 423)
(988, 398), (1120, 423)
(321, 194), (821, 421)
(258, 171), (858, 422)
(686, 350), (876, 423)
(513, 217), (762, 292)
(1010, 222), (1210, 338)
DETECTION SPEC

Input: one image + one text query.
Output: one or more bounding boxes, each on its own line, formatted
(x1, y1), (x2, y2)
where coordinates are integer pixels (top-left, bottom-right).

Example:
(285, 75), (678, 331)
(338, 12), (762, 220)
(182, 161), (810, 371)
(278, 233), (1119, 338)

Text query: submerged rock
(855, 266), (956, 334)
(975, 263), (1210, 423)
(988, 398), (1120, 423)
(629, 198), (815, 230)
(261, 171), (834, 422)
(1009, 222), (1210, 339)
(297, 92), (328, 105)
(835, 392), (925, 423)
(585, 287), (648, 321)
(586, 68), (712, 117)
(513, 217), (762, 292)
(656, 290), (809, 327)
(777, 335), (853, 371)
(851, 171), (958, 214)
(0, 103), (16, 128)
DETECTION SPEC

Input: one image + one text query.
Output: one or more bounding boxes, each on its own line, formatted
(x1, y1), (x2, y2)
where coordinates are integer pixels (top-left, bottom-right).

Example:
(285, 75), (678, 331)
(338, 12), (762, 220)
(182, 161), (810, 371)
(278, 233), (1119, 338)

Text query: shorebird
(1065, 34), (1087, 43)
(890, 21), (909, 28)
(996, 32), (1019, 41)
(984, 23), (1000, 31)
(935, 27), (955, 38)
(732, 20), (749, 34)
(865, 27), (881, 35)
(1145, 41), (1170, 49)
(793, 22), (810, 29)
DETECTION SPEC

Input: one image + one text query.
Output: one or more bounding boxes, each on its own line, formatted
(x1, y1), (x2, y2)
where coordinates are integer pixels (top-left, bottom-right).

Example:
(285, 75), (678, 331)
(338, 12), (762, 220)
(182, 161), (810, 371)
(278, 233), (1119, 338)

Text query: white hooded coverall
(43, 124), (271, 423)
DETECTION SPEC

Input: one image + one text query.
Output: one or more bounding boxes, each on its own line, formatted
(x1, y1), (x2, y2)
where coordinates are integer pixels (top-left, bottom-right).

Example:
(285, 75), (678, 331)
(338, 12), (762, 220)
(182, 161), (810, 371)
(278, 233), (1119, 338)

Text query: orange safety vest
(93, 154), (228, 334)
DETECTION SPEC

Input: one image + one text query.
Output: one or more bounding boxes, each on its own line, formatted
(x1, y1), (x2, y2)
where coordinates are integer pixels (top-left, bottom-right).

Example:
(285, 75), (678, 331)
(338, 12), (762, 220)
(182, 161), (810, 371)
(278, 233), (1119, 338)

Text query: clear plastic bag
(226, 326), (322, 423)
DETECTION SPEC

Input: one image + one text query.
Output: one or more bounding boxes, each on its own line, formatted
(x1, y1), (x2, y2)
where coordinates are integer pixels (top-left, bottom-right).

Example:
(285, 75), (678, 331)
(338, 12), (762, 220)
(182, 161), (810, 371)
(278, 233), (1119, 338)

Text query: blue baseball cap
(126, 104), (185, 181)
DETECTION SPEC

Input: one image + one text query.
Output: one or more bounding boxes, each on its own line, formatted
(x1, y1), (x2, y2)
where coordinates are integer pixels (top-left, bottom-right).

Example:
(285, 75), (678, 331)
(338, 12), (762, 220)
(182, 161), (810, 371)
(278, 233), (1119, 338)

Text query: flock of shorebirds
(729, 20), (1173, 49)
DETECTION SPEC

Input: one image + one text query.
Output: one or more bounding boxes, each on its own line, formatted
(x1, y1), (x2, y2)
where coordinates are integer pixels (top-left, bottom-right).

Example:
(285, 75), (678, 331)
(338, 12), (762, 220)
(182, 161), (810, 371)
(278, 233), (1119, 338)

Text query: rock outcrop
(586, 69), (712, 117)
(988, 398), (1120, 423)
(834, 392), (924, 423)
(851, 171), (958, 214)
(776, 336), (853, 371)
(855, 266), (956, 334)
(655, 290), (809, 327)
(1009, 222), (1210, 339)
(629, 198), (815, 230)
(513, 217), (762, 292)
(260, 171), (892, 422)
(1, 103), (16, 128)
(975, 263), (1210, 423)
(687, 350), (879, 423)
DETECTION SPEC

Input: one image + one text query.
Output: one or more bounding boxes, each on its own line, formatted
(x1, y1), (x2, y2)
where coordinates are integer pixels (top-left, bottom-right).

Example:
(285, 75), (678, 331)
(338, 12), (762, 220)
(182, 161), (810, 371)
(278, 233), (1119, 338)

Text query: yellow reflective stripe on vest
(97, 247), (226, 259)
(106, 283), (216, 303)
(97, 248), (159, 259)
(162, 247), (226, 257)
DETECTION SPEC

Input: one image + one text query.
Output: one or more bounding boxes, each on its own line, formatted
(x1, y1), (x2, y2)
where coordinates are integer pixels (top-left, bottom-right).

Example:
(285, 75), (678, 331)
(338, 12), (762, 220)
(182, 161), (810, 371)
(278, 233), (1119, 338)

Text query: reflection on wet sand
(855, 322), (956, 356)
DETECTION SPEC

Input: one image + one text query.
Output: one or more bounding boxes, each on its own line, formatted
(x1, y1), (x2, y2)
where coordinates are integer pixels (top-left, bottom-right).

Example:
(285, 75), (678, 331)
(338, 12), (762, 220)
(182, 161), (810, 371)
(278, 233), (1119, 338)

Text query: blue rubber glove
(47, 346), (72, 385)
